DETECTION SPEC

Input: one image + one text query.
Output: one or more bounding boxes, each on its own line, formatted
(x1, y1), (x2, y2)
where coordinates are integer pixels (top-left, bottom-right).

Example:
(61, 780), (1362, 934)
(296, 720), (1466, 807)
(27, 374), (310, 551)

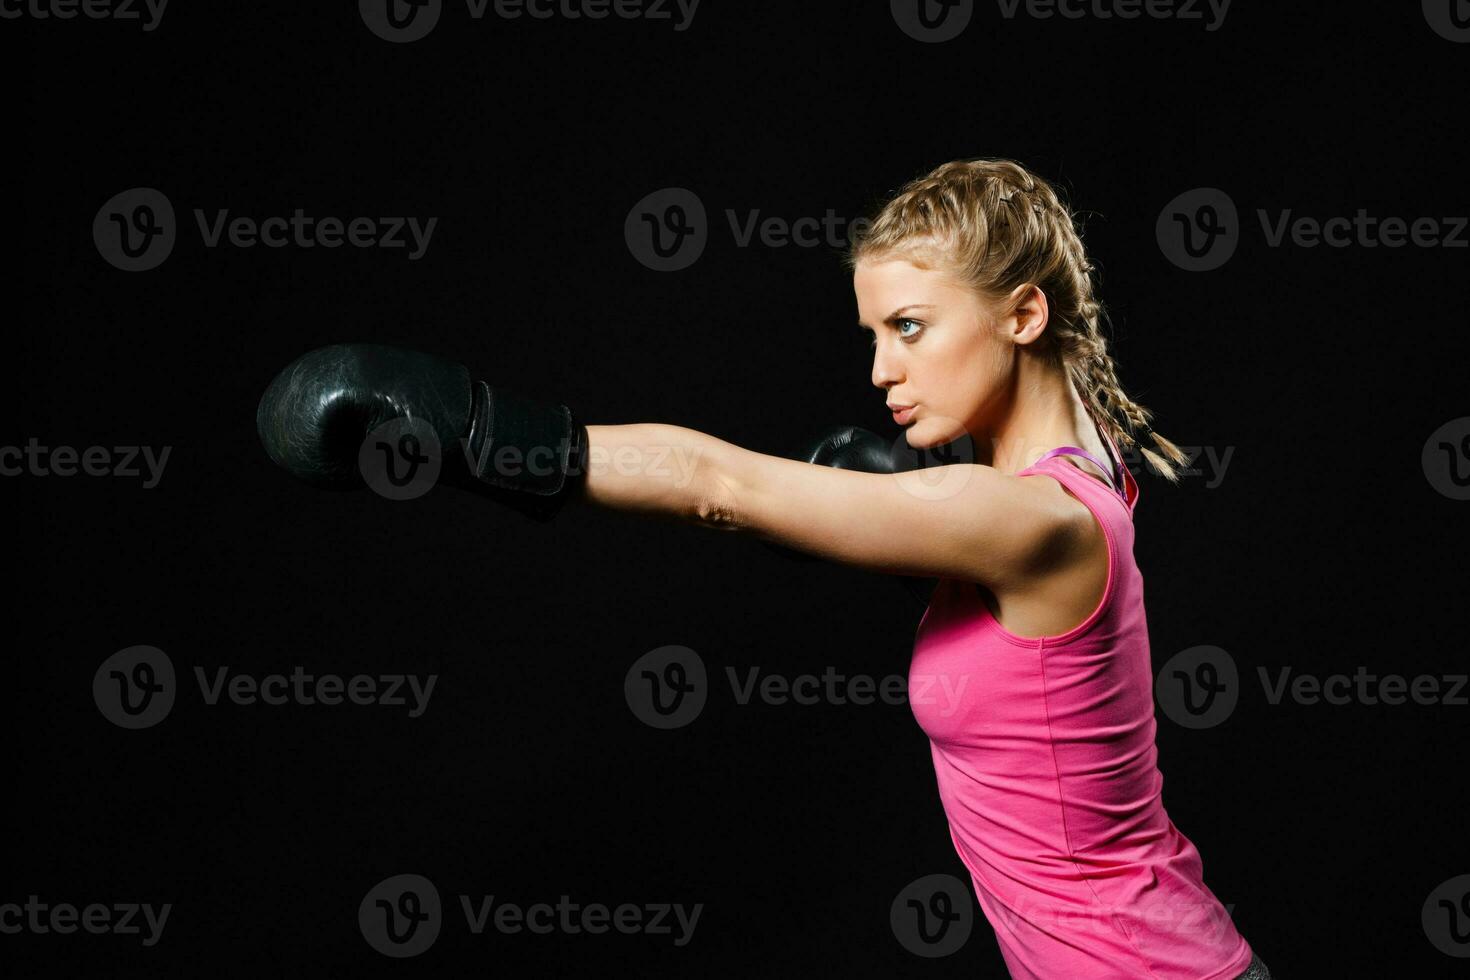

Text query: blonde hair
(846, 158), (1188, 482)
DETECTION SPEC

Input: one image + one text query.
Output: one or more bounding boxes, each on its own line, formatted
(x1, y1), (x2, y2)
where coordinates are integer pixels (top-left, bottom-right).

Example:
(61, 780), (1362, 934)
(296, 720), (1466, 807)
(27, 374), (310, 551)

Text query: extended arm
(577, 423), (735, 527)
(255, 343), (1076, 590)
(689, 437), (1079, 588)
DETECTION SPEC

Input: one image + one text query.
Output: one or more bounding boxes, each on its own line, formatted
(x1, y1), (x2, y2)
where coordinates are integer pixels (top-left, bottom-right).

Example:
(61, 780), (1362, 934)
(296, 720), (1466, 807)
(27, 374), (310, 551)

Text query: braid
(1042, 190), (1191, 483)
(1065, 310), (1188, 482)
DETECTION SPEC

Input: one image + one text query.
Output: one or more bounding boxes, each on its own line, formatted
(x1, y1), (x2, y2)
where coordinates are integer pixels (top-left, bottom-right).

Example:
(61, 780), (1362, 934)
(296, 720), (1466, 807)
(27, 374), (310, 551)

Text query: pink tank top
(909, 435), (1254, 979)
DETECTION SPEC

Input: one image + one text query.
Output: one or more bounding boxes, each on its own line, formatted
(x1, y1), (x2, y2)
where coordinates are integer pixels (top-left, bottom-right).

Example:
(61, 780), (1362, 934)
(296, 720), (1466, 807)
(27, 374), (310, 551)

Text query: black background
(10, 1), (1469, 976)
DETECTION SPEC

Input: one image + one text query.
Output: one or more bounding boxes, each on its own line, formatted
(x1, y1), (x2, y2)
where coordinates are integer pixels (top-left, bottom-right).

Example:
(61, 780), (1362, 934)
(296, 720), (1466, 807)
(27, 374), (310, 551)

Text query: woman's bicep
(713, 447), (1069, 586)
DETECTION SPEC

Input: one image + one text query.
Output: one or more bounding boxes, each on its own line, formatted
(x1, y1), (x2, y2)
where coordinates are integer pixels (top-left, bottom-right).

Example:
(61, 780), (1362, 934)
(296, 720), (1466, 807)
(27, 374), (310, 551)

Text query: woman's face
(854, 256), (1015, 451)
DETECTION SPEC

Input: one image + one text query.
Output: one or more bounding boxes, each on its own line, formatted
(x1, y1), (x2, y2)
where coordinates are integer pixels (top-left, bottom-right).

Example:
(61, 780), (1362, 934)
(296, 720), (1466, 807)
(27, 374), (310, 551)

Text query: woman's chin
(901, 425), (941, 451)
(901, 418), (975, 461)
(901, 418), (951, 449)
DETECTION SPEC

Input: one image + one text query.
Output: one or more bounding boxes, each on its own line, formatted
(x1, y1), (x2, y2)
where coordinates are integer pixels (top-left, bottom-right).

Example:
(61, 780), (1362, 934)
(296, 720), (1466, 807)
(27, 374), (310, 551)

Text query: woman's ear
(1006, 283), (1051, 347)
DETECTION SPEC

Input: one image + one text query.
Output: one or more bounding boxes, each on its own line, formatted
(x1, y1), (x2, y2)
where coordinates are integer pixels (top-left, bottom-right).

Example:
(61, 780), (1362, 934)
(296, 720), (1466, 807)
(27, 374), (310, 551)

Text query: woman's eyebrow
(856, 304), (937, 330)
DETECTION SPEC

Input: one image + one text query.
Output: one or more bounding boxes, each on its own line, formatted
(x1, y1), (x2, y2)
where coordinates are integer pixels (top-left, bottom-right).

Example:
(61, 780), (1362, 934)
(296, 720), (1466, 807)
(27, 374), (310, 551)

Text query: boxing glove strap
(464, 380), (588, 497)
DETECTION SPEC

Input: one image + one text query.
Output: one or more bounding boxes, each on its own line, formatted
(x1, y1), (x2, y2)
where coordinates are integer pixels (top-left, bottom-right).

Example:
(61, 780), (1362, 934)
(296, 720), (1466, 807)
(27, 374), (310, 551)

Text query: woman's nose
(871, 347), (903, 388)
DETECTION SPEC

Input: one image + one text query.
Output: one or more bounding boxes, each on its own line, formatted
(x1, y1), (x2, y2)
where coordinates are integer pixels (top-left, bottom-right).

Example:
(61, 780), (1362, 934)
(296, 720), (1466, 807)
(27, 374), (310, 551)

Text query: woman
(677, 159), (1266, 979)
(257, 159), (1269, 979)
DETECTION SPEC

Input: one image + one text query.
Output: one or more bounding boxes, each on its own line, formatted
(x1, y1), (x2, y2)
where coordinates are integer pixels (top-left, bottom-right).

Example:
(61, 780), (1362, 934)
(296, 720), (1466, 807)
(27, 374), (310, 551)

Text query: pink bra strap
(1035, 446), (1127, 502)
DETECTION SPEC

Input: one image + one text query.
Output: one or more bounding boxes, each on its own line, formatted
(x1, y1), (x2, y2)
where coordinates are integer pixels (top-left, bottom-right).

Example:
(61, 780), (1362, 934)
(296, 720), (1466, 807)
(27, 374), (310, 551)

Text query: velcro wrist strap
(465, 380), (584, 496)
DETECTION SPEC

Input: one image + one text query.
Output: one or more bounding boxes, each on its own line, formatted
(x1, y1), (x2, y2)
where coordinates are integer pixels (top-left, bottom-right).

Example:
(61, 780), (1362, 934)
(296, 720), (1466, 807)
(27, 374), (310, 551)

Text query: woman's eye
(869, 320), (923, 348)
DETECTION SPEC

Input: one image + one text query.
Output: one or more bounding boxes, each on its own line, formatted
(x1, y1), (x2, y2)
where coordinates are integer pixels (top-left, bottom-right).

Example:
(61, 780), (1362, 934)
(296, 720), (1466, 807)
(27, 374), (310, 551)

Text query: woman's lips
(891, 405), (916, 425)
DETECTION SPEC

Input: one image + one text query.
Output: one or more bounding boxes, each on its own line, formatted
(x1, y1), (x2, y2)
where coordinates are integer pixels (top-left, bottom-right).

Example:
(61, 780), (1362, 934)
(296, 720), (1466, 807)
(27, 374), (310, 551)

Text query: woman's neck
(982, 358), (1093, 477)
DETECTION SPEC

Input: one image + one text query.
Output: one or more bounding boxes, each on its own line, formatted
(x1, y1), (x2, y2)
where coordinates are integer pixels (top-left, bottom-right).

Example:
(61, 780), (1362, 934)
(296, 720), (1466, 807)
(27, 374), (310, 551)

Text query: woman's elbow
(693, 469), (743, 531)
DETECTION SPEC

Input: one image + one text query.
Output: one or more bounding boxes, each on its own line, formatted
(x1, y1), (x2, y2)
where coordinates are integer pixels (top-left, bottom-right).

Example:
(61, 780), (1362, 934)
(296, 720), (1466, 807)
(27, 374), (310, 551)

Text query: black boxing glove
(255, 342), (588, 522)
(802, 425), (899, 475)
(765, 426), (899, 567)
(764, 425), (936, 607)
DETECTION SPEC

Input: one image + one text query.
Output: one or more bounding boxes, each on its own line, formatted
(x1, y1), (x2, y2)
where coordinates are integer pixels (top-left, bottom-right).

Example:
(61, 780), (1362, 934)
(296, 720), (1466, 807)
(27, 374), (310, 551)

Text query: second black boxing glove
(764, 425), (935, 607)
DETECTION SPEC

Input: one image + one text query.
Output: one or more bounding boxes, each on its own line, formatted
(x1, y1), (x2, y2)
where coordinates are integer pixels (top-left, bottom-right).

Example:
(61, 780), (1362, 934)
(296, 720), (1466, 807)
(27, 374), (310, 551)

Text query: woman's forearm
(577, 423), (737, 526)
